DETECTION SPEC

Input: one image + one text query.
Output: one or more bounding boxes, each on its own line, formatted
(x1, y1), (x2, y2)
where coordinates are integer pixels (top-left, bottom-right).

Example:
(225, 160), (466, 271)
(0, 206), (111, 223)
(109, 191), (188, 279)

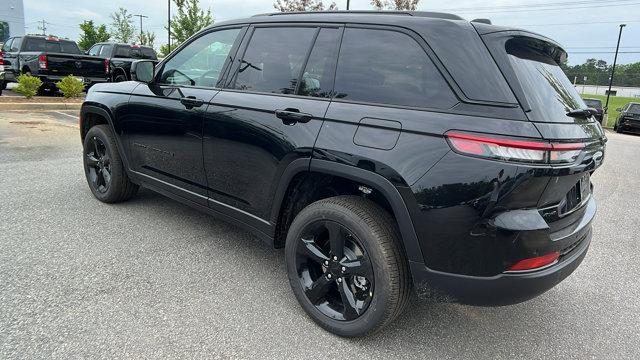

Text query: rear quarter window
(333, 28), (458, 109)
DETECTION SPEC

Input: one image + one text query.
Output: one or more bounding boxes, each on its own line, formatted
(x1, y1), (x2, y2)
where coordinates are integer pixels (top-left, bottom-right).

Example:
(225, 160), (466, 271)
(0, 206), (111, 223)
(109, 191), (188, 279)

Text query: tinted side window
(298, 28), (340, 98)
(160, 28), (241, 88)
(99, 44), (113, 57)
(11, 37), (21, 52)
(334, 28), (457, 109)
(233, 27), (317, 94)
(24, 38), (45, 52)
(114, 46), (130, 58)
(3, 38), (13, 52)
(88, 45), (102, 56)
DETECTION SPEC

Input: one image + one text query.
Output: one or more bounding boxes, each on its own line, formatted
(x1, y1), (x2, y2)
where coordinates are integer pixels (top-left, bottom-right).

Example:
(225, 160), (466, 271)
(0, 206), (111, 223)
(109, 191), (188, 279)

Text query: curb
(0, 102), (82, 111)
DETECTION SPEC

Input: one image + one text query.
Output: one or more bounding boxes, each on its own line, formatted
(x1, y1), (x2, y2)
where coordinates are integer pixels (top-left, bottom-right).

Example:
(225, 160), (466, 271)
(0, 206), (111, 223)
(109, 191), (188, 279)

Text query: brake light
(446, 131), (585, 164)
(46, 36), (59, 41)
(131, 44), (141, 48)
(0, 51), (4, 65)
(104, 59), (110, 75)
(38, 55), (48, 70)
(508, 251), (560, 271)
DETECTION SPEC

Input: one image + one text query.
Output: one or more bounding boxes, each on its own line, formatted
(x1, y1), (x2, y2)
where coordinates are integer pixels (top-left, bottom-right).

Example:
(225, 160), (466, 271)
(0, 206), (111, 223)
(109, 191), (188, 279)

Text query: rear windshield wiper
(566, 108), (598, 118)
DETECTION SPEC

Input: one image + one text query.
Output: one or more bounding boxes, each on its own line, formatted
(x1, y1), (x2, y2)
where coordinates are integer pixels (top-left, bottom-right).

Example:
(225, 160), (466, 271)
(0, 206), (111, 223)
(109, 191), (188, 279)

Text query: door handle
(275, 108), (313, 125)
(180, 96), (204, 109)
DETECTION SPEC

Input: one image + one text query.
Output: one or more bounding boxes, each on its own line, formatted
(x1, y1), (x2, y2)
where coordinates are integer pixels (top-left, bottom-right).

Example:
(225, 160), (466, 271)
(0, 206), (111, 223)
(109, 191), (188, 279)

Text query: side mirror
(131, 60), (155, 83)
(616, 108), (622, 112)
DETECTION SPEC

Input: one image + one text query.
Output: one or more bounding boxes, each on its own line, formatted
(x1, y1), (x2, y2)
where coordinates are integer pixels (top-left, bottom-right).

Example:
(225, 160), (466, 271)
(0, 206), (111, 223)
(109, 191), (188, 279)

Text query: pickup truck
(86, 42), (158, 82)
(0, 35), (107, 94)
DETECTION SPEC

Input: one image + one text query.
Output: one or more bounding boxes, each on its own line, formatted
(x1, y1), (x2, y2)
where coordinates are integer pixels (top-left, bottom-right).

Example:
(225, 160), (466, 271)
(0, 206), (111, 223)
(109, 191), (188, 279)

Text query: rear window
(505, 38), (585, 122)
(584, 99), (602, 109)
(629, 104), (640, 113)
(23, 38), (80, 54)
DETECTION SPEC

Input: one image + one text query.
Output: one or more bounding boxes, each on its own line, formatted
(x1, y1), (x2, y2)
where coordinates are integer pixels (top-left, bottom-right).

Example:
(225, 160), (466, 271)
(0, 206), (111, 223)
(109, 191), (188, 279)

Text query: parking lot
(0, 110), (639, 359)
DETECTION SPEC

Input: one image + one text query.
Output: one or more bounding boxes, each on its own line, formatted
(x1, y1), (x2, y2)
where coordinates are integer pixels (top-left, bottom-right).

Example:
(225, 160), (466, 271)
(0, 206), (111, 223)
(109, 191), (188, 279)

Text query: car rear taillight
(446, 131), (585, 164)
(507, 251), (560, 272)
(38, 54), (48, 70)
(104, 59), (110, 75)
(0, 51), (4, 65)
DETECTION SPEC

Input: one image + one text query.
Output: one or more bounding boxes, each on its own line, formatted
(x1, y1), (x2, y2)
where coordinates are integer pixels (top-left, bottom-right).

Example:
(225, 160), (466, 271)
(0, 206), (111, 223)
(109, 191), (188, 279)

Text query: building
(576, 85), (640, 98)
(0, 0), (25, 43)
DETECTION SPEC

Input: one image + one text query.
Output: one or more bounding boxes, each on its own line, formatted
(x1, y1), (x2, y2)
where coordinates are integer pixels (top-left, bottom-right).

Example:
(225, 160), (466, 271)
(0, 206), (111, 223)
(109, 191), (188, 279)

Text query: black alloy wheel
(85, 136), (112, 193)
(82, 124), (138, 203)
(295, 220), (375, 321)
(286, 196), (410, 337)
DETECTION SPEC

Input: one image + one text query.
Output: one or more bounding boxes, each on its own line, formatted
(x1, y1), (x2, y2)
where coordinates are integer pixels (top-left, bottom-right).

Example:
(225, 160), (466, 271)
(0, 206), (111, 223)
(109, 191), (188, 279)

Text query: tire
(83, 124), (138, 203)
(0, 81), (6, 90)
(285, 195), (410, 337)
(114, 74), (127, 82)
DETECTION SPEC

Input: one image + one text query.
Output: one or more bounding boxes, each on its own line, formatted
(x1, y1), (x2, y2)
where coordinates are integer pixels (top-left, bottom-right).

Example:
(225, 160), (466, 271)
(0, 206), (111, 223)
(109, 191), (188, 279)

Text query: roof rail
(252, 10), (463, 20)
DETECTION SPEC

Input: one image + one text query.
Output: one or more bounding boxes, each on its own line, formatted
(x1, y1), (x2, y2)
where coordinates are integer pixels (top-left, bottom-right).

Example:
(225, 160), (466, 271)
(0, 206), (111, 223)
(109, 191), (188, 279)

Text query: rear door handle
(180, 96), (204, 109)
(275, 108), (313, 125)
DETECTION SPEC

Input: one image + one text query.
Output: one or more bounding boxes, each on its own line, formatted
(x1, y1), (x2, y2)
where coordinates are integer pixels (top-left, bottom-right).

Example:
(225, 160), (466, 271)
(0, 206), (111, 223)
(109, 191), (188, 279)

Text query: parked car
(0, 35), (106, 94)
(583, 98), (604, 123)
(79, 11), (605, 337)
(86, 42), (158, 82)
(614, 102), (640, 133)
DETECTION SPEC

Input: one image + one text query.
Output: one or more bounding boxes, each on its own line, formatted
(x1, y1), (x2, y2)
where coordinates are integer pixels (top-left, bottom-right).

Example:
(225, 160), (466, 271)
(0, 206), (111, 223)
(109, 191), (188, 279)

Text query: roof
(214, 10), (467, 28)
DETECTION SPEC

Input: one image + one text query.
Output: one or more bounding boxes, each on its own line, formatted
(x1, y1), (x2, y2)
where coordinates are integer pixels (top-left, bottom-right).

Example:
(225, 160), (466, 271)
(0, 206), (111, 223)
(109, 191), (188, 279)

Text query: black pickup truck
(0, 35), (106, 93)
(86, 43), (157, 82)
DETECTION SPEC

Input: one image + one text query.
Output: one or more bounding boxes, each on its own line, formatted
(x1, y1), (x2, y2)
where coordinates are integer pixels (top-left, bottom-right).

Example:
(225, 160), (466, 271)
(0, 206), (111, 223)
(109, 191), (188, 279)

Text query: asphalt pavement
(0, 111), (639, 359)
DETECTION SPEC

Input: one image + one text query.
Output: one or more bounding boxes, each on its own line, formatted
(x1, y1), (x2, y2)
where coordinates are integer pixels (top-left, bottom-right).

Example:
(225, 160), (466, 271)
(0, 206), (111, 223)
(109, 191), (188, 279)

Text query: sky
(19, 0), (640, 65)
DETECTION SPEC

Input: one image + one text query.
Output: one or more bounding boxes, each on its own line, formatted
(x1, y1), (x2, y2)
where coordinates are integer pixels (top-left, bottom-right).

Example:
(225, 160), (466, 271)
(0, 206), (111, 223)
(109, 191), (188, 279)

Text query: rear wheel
(83, 125), (138, 203)
(0, 81), (6, 90)
(285, 196), (410, 337)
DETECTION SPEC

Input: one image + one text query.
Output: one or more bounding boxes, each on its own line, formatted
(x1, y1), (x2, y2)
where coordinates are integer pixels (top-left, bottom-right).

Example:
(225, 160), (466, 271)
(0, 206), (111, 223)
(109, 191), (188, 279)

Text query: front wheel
(285, 196), (410, 337)
(83, 125), (138, 203)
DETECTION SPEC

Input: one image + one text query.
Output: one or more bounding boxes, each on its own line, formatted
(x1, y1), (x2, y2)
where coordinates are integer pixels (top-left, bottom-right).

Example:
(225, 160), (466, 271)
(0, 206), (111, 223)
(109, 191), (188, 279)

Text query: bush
(15, 74), (43, 99)
(56, 75), (85, 98)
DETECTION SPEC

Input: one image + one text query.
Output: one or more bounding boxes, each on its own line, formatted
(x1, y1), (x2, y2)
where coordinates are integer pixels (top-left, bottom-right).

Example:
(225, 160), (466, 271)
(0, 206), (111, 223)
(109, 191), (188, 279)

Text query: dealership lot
(0, 111), (639, 358)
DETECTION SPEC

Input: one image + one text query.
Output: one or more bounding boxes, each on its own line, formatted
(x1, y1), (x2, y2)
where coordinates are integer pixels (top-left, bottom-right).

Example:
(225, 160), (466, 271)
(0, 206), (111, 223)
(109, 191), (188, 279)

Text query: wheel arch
(270, 158), (424, 265)
(80, 104), (133, 176)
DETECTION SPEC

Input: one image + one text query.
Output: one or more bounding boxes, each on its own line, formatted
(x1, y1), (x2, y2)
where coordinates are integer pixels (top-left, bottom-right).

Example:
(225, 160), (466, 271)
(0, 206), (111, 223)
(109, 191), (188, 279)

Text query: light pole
(605, 24), (626, 113)
(347, 0), (350, 10)
(168, 0), (171, 50)
(134, 14), (148, 41)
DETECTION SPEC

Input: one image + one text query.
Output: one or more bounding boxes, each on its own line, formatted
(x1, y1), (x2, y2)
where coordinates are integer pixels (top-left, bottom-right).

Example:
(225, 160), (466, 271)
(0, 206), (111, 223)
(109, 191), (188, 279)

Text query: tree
(139, 31), (156, 48)
(170, 0), (213, 44)
(372, 0), (420, 10)
(78, 21), (110, 50)
(273, 0), (337, 11)
(110, 7), (136, 43)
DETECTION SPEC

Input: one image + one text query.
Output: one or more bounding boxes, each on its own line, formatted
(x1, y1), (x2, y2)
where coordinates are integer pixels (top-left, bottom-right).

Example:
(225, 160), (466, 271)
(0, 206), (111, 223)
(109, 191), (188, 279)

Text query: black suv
(614, 102), (640, 134)
(80, 11), (606, 337)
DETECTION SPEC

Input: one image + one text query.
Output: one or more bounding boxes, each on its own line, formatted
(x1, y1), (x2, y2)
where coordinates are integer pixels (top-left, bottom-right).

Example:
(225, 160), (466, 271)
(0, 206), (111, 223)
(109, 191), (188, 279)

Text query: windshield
(629, 104), (640, 113)
(584, 99), (602, 109)
(506, 38), (586, 122)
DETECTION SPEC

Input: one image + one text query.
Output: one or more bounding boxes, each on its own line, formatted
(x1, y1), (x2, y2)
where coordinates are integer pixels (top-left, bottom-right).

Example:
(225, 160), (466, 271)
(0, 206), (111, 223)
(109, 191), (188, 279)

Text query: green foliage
(110, 7), (136, 43)
(139, 31), (156, 48)
(273, 0), (337, 11)
(15, 74), (43, 99)
(55, 75), (84, 98)
(562, 58), (640, 88)
(166, 0), (213, 48)
(158, 44), (175, 58)
(371, 0), (420, 10)
(0, 21), (9, 43)
(78, 21), (110, 50)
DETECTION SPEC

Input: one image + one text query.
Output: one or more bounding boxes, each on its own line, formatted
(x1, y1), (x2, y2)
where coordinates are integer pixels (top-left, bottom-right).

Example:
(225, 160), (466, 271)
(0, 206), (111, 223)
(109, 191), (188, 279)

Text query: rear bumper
(411, 197), (596, 306)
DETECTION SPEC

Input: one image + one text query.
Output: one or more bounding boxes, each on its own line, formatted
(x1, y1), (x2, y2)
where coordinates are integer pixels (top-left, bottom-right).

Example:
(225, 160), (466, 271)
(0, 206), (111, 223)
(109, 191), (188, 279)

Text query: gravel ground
(1, 111), (639, 359)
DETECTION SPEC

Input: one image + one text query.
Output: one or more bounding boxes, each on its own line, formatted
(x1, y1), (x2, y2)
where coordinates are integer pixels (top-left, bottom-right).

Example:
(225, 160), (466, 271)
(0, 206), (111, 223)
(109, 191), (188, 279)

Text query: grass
(581, 94), (639, 127)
